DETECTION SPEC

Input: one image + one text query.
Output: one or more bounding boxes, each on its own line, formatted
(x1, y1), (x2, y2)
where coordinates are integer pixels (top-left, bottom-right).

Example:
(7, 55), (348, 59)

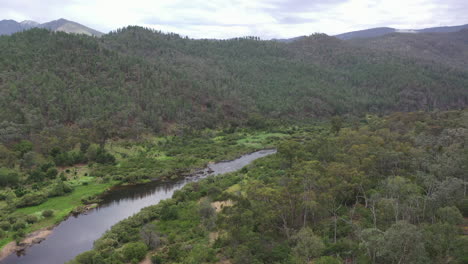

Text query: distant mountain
(334, 27), (396, 40)
(334, 24), (468, 40)
(0, 19), (24, 35)
(417, 24), (468, 33)
(0, 18), (103, 36)
(39, 18), (103, 36)
(348, 29), (468, 70)
(20, 20), (40, 28)
(272, 36), (306, 43)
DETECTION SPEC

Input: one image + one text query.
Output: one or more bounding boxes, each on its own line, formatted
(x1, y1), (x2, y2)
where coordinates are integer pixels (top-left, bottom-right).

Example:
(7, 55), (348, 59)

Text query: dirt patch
(139, 254), (152, 264)
(216, 258), (232, 264)
(0, 228), (53, 261)
(211, 200), (233, 212)
(0, 242), (17, 261)
(209, 231), (219, 244)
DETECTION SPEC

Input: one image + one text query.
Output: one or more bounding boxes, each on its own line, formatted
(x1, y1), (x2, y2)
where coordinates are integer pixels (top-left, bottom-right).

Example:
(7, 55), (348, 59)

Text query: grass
(0, 180), (115, 250)
(226, 184), (241, 194)
(236, 132), (287, 148)
(16, 181), (113, 217)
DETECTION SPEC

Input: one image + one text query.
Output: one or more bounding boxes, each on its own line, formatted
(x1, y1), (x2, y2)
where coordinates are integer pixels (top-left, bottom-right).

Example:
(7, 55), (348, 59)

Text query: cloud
(0, 0), (467, 39)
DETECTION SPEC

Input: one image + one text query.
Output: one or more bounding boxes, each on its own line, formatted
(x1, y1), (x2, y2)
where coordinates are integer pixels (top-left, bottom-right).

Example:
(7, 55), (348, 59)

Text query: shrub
(49, 181), (73, 197)
(0, 221), (10, 231)
(316, 256), (342, 264)
(26, 215), (38, 224)
(12, 220), (26, 231)
(59, 172), (67, 181)
(46, 167), (59, 179)
(16, 193), (47, 207)
(151, 255), (163, 264)
(0, 168), (19, 187)
(13, 229), (25, 243)
(121, 242), (148, 262)
(75, 250), (97, 264)
(7, 216), (18, 224)
(42, 210), (54, 218)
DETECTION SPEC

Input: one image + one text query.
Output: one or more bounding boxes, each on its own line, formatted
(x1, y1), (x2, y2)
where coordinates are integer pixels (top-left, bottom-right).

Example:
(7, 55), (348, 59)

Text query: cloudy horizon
(1, 0), (467, 39)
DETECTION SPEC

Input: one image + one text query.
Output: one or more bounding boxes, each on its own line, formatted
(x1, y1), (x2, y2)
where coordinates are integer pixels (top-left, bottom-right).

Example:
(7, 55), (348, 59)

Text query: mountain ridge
(0, 18), (103, 36)
(335, 24), (468, 40)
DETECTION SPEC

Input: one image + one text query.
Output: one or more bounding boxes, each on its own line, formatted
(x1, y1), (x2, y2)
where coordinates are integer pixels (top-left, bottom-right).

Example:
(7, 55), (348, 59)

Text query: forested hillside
(348, 30), (468, 70)
(0, 27), (467, 147)
(69, 110), (468, 264)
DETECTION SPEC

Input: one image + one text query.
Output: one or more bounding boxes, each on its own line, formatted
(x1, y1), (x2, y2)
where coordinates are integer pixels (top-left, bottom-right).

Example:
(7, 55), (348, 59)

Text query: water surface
(1, 149), (276, 264)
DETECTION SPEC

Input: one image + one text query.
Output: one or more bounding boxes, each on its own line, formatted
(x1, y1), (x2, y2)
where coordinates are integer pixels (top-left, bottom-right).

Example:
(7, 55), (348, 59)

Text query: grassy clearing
(236, 132), (287, 148)
(16, 181), (113, 217)
(0, 180), (116, 249)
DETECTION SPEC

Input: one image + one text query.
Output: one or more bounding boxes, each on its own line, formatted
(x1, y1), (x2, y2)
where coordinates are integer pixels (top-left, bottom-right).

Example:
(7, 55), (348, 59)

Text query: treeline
(69, 110), (467, 264)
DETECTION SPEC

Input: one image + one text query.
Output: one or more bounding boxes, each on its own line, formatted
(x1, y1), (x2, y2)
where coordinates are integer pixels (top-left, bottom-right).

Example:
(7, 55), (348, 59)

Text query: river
(1, 149), (276, 264)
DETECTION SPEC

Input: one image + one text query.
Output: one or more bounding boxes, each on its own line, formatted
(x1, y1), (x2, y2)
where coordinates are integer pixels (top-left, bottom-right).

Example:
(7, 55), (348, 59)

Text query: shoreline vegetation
(0, 130), (288, 259)
(66, 111), (467, 264)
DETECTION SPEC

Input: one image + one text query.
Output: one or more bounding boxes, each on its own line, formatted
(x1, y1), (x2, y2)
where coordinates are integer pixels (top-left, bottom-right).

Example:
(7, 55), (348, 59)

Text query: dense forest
(1, 27), (467, 142)
(348, 29), (468, 70)
(68, 110), (468, 264)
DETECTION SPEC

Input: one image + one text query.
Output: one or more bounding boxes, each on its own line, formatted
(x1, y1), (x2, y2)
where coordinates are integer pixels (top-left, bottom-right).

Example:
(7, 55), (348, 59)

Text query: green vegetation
(69, 110), (467, 264)
(0, 129), (285, 250)
(0, 25), (467, 262)
(0, 27), (467, 146)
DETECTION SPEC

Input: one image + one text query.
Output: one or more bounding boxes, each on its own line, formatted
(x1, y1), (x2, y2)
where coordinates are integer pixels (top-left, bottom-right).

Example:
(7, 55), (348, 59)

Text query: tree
(330, 116), (343, 135)
(278, 140), (302, 167)
(381, 221), (427, 264)
(291, 227), (324, 263)
(13, 140), (33, 157)
(121, 241), (147, 262)
(359, 228), (384, 264)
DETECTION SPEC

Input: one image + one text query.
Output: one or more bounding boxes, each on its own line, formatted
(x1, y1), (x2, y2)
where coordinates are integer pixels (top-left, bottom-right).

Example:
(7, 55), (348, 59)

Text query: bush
(151, 254), (163, 264)
(316, 256), (342, 264)
(12, 220), (26, 231)
(49, 181), (73, 197)
(121, 242), (148, 262)
(7, 215), (18, 224)
(0, 221), (10, 231)
(59, 172), (67, 181)
(13, 229), (25, 243)
(0, 168), (19, 187)
(42, 210), (54, 218)
(75, 250), (97, 264)
(16, 193), (48, 207)
(46, 167), (59, 179)
(26, 215), (38, 224)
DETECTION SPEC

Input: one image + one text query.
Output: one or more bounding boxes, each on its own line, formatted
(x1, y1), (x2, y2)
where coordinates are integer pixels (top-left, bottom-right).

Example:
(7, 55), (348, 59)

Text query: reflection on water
(1, 149), (276, 264)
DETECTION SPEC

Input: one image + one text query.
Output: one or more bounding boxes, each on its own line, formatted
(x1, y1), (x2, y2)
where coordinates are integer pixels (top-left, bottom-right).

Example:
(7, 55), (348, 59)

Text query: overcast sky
(1, 0), (467, 39)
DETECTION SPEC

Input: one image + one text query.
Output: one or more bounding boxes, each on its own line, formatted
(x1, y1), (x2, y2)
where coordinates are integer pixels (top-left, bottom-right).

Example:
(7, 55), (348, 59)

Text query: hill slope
(348, 30), (468, 70)
(0, 27), (467, 142)
(334, 24), (468, 40)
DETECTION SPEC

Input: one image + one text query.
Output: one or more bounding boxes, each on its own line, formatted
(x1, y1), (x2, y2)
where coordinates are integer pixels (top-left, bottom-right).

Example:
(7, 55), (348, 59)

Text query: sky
(1, 0), (467, 39)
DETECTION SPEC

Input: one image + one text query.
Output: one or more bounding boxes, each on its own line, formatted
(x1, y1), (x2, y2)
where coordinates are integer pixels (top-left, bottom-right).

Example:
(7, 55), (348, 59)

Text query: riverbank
(0, 228), (53, 261)
(0, 181), (115, 254)
(1, 149), (278, 264)
(0, 131), (287, 260)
